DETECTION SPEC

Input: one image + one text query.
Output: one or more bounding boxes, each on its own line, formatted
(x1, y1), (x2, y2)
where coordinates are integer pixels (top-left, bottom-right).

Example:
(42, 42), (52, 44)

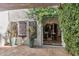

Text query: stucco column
(37, 21), (43, 47)
(26, 21), (30, 46)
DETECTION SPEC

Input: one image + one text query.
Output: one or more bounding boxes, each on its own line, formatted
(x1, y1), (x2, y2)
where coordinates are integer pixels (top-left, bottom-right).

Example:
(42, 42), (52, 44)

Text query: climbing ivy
(27, 7), (58, 47)
(27, 4), (79, 55)
(29, 7), (58, 23)
(28, 4), (79, 55)
(58, 3), (79, 55)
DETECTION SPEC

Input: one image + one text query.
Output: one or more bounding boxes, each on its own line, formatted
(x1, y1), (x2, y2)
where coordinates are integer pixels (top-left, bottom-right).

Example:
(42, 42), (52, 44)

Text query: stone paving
(0, 45), (71, 56)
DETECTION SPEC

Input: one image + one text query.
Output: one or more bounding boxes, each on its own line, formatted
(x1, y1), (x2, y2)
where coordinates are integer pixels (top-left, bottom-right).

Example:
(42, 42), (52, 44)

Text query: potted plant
(11, 31), (17, 46)
(10, 23), (17, 47)
(0, 34), (5, 46)
(29, 26), (34, 47)
(29, 22), (37, 48)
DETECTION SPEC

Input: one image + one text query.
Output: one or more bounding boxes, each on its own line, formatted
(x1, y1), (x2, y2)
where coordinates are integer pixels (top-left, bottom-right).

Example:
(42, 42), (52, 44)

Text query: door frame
(41, 19), (65, 47)
(42, 25), (65, 47)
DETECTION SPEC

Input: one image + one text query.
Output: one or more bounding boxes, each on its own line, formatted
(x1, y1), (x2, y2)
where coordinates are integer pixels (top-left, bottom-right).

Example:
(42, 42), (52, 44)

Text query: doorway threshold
(42, 45), (64, 48)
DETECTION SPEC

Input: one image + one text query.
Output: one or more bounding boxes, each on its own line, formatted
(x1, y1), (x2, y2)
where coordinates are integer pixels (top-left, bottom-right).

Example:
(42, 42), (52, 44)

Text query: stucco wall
(8, 9), (42, 47)
(8, 9), (30, 46)
(8, 9), (30, 22)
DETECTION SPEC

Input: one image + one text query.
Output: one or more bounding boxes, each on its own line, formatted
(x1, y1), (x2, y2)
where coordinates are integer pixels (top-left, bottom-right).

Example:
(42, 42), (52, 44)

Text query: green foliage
(29, 7), (58, 23)
(58, 3), (79, 55)
(28, 5), (79, 55)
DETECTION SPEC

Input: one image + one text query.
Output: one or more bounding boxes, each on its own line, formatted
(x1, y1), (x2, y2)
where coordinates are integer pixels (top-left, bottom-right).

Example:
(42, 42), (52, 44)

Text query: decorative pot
(11, 37), (17, 47)
(0, 37), (5, 47)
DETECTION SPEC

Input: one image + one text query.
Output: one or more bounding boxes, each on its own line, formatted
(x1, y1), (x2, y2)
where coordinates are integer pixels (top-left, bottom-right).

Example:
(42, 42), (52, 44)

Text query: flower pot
(11, 37), (17, 47)
(29, 37), (35, 48)
(0, 38), (5, 46)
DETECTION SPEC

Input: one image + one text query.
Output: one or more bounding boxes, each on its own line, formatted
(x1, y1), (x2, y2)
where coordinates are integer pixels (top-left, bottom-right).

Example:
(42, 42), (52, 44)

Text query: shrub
(58, 3), (79, 55)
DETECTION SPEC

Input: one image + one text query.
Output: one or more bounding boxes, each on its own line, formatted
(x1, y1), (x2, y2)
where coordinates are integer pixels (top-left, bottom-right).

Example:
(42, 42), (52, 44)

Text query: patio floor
(0, 45), (71, 56)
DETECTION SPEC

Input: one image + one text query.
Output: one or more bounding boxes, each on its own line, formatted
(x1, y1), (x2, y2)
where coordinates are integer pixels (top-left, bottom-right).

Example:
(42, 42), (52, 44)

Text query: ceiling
(0, 3), (60, 11)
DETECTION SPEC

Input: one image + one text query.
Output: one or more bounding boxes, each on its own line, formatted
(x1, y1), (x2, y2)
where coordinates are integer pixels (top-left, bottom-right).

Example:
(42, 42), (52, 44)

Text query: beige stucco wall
(8, 9), (30, 46)
(8, 9), (30, 22)
(8, 9), (42, 47)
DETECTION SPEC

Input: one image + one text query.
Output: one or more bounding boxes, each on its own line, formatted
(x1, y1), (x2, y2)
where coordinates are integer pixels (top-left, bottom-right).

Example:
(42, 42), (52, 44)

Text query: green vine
(29, 7), (58, 23)
(27, 4), (79, 55)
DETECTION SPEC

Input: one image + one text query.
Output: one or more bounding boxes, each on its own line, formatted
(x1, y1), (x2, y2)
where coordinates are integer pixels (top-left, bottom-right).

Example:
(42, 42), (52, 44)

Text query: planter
(16, 37), (23, 45)
(29, 35), (36, 48)
(0, 37), (5, 46)
(30, 39), (34, 48)
(11, 37), (17, 47)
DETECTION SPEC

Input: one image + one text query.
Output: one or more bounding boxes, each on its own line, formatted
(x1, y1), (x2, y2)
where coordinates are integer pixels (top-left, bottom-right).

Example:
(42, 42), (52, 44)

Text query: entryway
(43, 18), (62, 46)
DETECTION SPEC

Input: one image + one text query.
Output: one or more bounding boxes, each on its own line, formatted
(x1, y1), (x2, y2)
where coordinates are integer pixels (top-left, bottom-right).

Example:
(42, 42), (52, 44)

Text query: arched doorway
(43, 18), (62, 46)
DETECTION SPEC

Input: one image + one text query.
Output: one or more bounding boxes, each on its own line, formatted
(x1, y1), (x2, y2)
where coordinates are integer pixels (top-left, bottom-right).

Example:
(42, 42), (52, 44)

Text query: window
(18, 21), (27, 37)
